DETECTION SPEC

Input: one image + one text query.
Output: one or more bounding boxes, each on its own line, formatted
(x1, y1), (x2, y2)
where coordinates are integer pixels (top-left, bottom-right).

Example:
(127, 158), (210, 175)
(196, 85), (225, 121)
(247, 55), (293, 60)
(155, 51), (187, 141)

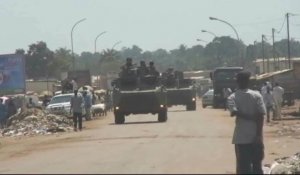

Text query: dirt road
(0, 101), (299, 174)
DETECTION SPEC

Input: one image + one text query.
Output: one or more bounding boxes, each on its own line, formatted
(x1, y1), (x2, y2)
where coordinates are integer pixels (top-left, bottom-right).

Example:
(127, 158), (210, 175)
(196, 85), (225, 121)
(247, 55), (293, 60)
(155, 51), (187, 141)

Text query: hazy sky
(0, 0), (299, 54)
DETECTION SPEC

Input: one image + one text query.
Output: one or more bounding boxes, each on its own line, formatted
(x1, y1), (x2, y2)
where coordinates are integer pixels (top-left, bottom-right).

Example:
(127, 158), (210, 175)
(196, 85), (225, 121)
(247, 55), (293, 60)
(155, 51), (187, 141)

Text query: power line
(233, 18), (283, 26)
(276, 16), (286, 34)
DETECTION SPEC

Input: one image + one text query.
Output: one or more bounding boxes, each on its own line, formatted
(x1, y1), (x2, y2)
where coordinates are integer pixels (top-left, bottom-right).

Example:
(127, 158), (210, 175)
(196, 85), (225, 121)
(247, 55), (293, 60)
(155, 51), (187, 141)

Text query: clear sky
(0, 0), (299, 54)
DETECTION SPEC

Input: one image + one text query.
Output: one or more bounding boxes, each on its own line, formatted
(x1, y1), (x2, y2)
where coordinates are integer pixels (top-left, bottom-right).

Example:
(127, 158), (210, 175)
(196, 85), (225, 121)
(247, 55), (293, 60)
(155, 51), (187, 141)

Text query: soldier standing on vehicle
(137, 60), (148, 77)
(273, 82), (284, 120)
(70, 90), (84, 132)
(227, 71), (266, 174)
(148, 61), (159, 77)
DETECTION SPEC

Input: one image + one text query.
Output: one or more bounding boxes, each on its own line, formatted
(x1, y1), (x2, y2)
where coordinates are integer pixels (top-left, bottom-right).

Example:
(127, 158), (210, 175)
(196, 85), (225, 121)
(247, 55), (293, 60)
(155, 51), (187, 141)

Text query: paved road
(1, 101), (299, 174)
(0, 102), (236, 174)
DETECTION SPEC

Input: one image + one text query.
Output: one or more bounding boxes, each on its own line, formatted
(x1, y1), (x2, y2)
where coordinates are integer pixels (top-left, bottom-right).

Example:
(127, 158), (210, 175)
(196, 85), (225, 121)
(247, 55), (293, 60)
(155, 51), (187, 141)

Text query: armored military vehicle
(162, 70), (196, 111)
(111, 67), (167, 124)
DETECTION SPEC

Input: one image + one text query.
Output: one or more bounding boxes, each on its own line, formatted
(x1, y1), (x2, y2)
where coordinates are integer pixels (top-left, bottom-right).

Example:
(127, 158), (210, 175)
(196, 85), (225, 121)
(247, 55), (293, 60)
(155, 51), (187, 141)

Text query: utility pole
(262, 35), (265, 74)
(272, 28), (277, 71)
(287, 13), (291, 69)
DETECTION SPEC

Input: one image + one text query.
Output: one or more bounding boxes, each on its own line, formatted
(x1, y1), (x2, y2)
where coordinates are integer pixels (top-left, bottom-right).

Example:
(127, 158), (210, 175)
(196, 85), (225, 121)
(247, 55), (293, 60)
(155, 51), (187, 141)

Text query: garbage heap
(0, 108), (73, 137)
(266, 152), (300, 174)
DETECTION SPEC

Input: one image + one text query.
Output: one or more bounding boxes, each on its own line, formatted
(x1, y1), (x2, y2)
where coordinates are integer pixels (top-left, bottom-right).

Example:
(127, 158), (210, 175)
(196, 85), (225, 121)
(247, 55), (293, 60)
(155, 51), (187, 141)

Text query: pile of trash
(0, 108), (73, 137)
(264, 152), (300, 174)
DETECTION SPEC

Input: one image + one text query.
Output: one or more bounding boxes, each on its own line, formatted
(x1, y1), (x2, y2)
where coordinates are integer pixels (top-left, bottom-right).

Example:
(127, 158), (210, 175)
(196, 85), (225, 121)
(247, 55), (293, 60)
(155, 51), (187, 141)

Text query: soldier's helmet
(126, 57), (132, 62)
(149, 61), (154, 66)
(140, 61), (146, 66)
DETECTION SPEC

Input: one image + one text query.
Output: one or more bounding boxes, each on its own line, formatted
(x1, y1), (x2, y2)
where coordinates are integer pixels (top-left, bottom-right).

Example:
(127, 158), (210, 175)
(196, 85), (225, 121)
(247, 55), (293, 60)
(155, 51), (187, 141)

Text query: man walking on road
(70, 90), (84, 132)
(273, 82), (284, 120)
(227, 71), (266, 174)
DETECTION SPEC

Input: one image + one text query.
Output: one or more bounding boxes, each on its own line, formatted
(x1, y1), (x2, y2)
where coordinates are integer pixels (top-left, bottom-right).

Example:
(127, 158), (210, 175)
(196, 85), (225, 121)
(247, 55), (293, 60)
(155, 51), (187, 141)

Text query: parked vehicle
(46, 93), (75, 115)
(202, 89), (214, 108)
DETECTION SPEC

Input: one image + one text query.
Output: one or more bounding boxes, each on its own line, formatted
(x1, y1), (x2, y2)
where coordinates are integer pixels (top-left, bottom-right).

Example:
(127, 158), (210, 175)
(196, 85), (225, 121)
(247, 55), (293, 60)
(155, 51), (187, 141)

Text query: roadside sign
(0, 54), (26, 95)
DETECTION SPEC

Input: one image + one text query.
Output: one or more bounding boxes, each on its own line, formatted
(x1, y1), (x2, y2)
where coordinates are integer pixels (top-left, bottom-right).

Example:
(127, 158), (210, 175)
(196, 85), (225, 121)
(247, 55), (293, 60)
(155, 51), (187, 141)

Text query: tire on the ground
(158, 109), (167, 122)
(114, 112), (125, 124)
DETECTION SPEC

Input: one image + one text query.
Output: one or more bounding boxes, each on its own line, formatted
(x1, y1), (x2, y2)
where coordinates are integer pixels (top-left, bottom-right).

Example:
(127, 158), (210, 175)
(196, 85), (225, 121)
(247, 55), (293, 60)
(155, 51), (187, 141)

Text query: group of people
(226, 71), (286, 174)
(260, 81), (284, 123)
(70, 87), (110, 132)
(120, 57), (159, 78)
(71, 87), (97, 131)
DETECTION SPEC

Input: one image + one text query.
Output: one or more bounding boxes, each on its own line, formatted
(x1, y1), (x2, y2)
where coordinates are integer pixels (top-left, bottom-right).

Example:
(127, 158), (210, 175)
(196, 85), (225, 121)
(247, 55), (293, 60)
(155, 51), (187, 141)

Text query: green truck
(112, 70), (168, 124)
(162, 71), (196, 111)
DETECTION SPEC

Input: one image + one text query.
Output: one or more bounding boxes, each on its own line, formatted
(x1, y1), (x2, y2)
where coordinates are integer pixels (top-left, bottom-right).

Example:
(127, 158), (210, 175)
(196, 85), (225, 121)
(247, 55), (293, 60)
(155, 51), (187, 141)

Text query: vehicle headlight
(192, 98), (196, 101)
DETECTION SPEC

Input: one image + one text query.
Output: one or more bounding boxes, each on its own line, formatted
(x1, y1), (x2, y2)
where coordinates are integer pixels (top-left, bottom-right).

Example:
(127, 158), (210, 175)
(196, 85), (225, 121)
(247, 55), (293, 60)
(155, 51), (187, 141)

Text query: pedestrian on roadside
(261, 82), (268, 96)
(70, 90), (84, 132)
(263, 87), (275, 123)
(71, 78), (78, 92)
(82, 88), (92, 120)
(223, 87), (232, 111)
(7, 98), (17, 119)
(26, 97), (35, 108)
(0, 99), (7, 129)
(227, 71), (266, 174)
(273, 82), (284, 120)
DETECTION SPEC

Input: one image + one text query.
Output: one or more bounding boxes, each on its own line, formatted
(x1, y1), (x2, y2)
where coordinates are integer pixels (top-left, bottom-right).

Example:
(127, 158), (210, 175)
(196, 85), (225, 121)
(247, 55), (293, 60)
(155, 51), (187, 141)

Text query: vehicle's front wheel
(158, 109), (167, 122)
(186, 101), (196, 111)
(114, 112), (125, 124)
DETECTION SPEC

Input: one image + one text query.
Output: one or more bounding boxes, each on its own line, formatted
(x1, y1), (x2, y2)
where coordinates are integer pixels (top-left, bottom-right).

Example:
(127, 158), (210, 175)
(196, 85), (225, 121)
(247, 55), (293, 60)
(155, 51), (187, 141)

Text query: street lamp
(71, 18), (87, 71)
(94, 31), (107, 53)
(209, 17), (240, 41)
(196, 39), (208, 43)
(201, 29), (217, 38)
(112, 41), (122, 50)
(43, 57), (49, 95)
(209, 16), (243, 66)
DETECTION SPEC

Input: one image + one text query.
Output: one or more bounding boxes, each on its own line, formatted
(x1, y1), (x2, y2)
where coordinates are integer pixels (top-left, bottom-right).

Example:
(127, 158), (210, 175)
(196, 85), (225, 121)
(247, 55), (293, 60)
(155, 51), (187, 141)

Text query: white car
(46, 93), (73, 115)
(202, 89), (214, 108)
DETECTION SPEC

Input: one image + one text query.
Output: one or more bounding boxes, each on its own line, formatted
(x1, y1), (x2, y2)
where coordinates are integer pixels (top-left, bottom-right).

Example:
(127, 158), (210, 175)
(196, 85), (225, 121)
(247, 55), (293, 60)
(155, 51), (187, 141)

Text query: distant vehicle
(46, 93), (82, 115)
(112, 69), (168, 124)
(162, 71), (197, 111)
(202, 89), (214, 108)
(210, 67), (243, 108)
(25, 94), (43, 108)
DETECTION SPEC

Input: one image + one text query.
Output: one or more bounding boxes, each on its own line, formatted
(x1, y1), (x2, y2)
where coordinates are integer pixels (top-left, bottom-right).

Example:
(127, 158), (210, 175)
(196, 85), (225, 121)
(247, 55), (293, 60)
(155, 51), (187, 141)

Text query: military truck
(111, 68), (168, 124)
(162, 71), (196, 111)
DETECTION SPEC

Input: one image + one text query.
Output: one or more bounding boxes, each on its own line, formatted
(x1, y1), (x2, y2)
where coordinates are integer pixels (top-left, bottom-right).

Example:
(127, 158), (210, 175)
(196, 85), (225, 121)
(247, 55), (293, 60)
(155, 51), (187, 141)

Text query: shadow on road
(109, 121), (161, 125)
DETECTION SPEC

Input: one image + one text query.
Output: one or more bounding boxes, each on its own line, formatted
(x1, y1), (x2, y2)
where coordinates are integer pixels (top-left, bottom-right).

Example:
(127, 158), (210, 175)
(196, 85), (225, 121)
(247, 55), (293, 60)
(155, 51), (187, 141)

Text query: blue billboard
(0, 54), (25, 95)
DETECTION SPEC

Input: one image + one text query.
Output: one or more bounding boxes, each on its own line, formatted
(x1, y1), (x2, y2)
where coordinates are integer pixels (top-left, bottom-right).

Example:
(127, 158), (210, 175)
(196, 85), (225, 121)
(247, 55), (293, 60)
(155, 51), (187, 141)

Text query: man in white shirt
(227, 71), (266, 174)
(71, 79), (78, 92)
(263, 87), (274, 122)
(273, 82), (284, 120)
(260, 82), (267, 95)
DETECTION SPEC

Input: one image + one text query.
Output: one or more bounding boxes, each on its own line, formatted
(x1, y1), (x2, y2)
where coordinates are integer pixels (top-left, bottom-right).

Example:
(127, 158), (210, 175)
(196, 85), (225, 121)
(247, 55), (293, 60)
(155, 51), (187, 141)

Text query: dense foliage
(16, 37), (300, 80)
